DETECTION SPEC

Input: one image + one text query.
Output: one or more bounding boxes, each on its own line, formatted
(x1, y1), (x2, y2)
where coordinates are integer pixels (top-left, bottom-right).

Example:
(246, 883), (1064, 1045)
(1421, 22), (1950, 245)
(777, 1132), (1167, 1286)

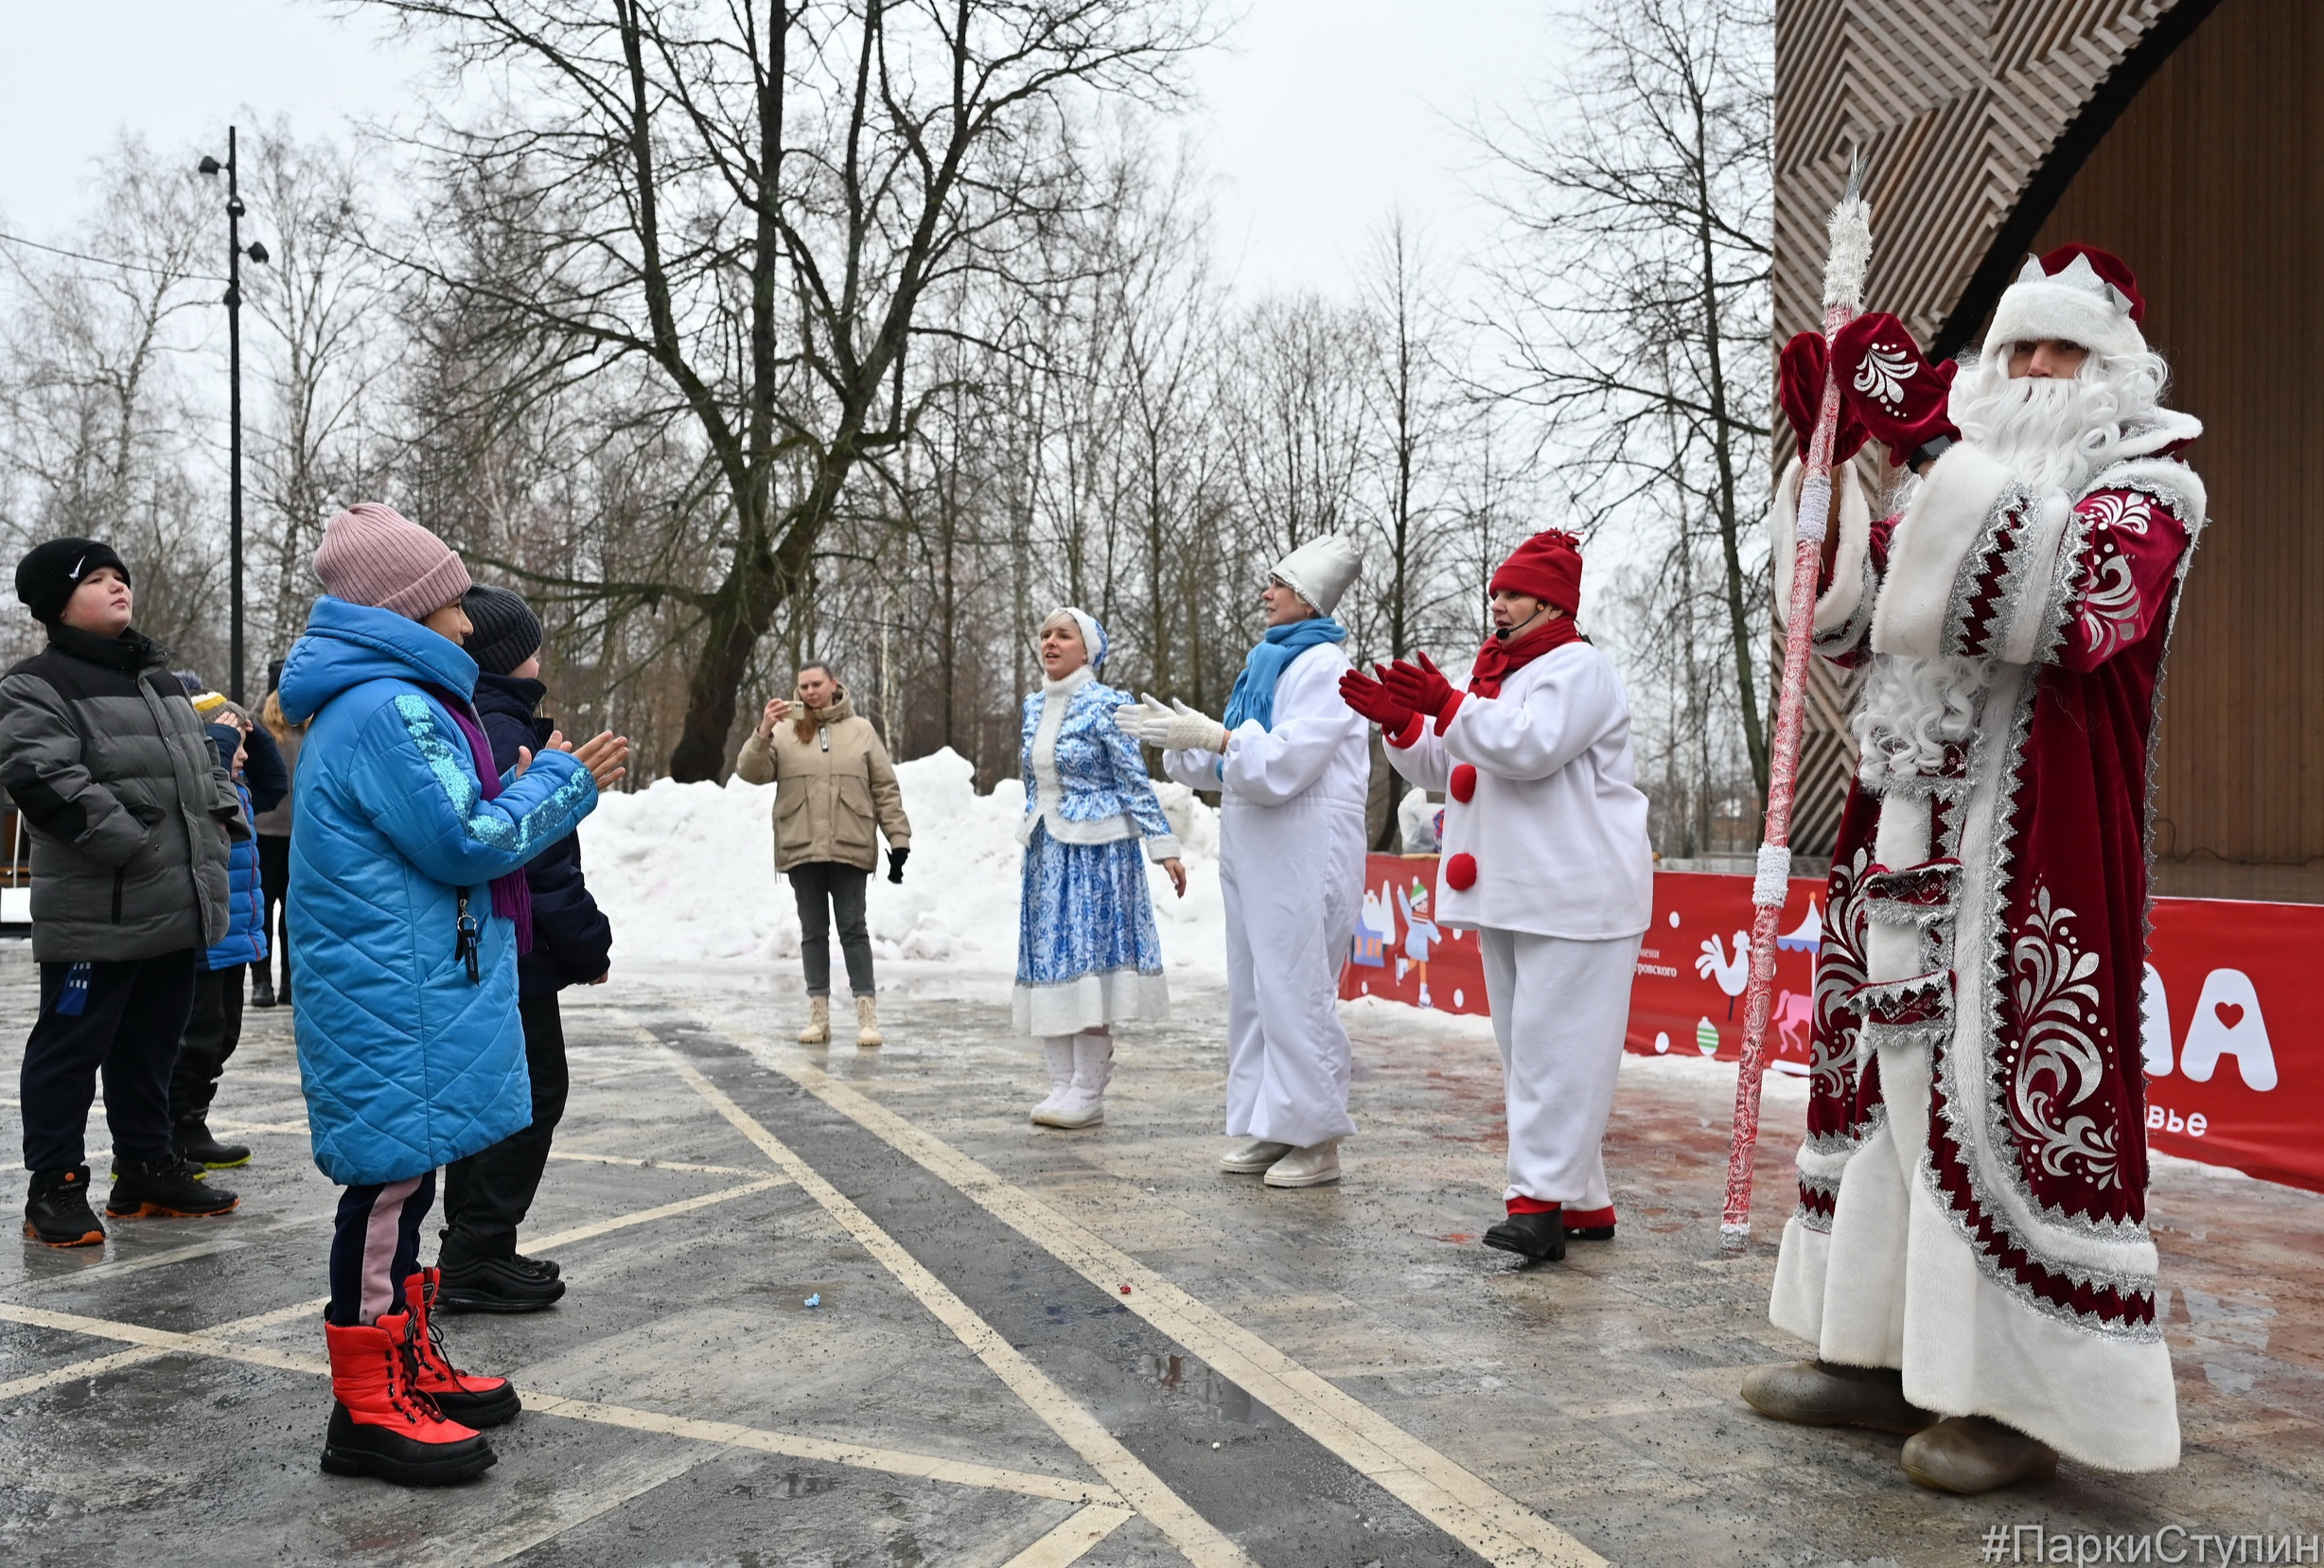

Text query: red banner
(1341, 855), (2323, 1194)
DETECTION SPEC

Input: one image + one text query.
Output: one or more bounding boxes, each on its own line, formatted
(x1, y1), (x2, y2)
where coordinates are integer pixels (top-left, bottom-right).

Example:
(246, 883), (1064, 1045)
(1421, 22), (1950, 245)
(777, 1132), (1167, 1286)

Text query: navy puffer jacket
(472, 672), (613, 995)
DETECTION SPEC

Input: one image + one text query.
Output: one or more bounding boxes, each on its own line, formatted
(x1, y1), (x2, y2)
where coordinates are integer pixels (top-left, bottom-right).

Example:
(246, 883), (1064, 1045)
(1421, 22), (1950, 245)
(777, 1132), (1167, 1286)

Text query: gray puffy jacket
(0, 625), (241, 961)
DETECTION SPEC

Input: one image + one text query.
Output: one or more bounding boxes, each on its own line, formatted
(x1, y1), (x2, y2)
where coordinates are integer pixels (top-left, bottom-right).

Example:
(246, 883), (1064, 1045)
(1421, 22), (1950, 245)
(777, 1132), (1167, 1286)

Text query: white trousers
(1478, 926), (1640, 1207)
(1220, 796), (1364, 1149)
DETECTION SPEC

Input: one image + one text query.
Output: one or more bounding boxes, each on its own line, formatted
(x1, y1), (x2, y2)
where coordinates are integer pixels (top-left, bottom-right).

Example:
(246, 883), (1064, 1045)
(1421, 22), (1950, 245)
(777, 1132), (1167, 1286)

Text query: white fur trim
(1983, 278), (2145, 360)
(1752, 845), (1790, 907)
(1995, 494), (2072, 665)
(1769, 457), (1872, 636)
(1871, 445), (2015, 659)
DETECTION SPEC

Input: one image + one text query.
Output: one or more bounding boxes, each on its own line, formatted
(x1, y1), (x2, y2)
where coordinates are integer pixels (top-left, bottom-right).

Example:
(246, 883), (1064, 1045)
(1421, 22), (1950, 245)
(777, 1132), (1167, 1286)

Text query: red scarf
(1467, 615), (1581, 697)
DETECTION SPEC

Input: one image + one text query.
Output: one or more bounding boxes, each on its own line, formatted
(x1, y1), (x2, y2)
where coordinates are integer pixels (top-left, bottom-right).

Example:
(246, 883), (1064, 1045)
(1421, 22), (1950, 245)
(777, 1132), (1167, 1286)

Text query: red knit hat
(1489, 530), (1583, 613)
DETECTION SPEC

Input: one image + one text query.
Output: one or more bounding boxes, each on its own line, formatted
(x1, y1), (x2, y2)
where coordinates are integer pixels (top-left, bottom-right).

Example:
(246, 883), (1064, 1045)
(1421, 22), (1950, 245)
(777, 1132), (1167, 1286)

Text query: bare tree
(1476, 0), (1773, 801)
(363, 0), (1207, 780)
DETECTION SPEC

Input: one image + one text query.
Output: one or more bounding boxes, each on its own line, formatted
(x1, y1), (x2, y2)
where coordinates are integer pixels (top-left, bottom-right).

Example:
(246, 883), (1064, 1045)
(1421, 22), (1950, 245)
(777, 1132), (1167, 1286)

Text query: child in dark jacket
(167, 716), (280, 1170)
(434, 585), (615, 1313)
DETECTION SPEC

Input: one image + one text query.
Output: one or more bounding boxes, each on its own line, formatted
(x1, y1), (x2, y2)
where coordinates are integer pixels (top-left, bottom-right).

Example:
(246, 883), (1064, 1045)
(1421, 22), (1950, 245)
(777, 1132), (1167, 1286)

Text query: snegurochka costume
(1749, 244), (2201, 1490)
(1013, 608), (1182, 1130)
(1348, 531), (1652, 1259)
(1124, 537), (1369, 1189)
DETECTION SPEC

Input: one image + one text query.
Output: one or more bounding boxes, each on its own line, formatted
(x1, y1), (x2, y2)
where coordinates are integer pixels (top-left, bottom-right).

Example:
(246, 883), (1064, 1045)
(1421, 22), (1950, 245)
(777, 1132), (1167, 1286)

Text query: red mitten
(1339, 667), (1415, 732)
(1830, 312), (1959, 467)
(1379, 652), (1457, 718)
(1777, 331), (1868, 465)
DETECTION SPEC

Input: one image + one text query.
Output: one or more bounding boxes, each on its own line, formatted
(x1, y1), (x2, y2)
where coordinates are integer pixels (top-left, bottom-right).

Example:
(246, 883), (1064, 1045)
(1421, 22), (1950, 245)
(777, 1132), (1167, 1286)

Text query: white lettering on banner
(2143, 1106), (2208, 1136)
(2178, 969), (2279, 1091)
(2142, 963), (2173, 1076)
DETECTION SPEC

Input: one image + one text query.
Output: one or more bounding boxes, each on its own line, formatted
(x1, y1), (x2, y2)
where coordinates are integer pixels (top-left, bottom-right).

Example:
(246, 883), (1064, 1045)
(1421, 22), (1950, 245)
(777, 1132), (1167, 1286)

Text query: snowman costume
(1359, 532), (1651, 1242)
(1124, 537), (1370, 1178)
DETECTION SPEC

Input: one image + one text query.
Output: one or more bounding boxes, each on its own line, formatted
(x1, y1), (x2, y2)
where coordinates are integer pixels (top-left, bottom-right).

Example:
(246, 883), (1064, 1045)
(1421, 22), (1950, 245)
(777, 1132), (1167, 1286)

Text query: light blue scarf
(1223, 617), (1347, 732)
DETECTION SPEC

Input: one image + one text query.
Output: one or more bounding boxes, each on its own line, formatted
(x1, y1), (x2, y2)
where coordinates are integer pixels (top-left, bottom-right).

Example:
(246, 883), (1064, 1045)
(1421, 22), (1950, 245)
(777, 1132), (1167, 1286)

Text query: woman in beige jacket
(734, 662), (910, 1046)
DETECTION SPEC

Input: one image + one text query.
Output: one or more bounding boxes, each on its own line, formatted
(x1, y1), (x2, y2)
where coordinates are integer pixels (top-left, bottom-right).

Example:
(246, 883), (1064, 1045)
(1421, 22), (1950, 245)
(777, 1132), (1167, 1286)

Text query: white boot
(798, 995), (831, 1045)
(1029, 1038), (1079, 1124)
(854, 995), (884, 1048)
(1219, 1137), (1294, 1174)
(1262, 1139), (1342, 1188)
(1039, 1032), (1113, 1130)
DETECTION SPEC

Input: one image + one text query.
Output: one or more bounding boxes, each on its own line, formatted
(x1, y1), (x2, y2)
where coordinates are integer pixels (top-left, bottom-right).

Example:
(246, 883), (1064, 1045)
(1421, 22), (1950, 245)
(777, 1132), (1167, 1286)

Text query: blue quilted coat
(202, 725), (268, 972)
(277, 597), (598, 1186)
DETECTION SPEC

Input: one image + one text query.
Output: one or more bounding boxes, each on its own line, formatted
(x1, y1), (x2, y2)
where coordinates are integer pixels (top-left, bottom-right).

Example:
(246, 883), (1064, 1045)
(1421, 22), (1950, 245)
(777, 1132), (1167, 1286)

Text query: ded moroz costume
(1122, 536), (1370, 1189)
(1345, 531), (1652, 1254)
(1745, 245), (2201, 1492)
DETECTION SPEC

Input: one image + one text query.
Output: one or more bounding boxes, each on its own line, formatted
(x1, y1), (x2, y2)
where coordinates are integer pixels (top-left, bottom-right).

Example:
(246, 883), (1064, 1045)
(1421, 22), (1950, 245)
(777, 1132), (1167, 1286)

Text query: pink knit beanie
(313, 502), (472, 621)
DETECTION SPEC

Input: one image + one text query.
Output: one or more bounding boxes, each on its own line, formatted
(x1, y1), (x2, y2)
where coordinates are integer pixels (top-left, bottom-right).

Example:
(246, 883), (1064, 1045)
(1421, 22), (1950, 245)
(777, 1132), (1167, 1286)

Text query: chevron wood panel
(1772, 0), (2188, 845)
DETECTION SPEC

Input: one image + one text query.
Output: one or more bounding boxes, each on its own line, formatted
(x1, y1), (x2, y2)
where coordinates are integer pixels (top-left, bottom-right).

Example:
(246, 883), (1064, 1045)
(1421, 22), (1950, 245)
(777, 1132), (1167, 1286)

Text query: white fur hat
(1981, 245), (2146, 361)
(1268, 534), (1363, 614)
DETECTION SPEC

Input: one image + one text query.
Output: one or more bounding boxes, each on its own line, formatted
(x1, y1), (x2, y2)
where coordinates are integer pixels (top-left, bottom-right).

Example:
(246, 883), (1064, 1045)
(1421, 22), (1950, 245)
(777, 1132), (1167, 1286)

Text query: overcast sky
(0, 0), (1557, 299)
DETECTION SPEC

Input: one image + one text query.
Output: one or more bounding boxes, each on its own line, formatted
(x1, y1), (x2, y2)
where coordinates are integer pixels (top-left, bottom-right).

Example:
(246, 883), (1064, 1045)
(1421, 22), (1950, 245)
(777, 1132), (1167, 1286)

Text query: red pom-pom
(1450, 764), (1477, 803)
(1445, 852), (1477, 890)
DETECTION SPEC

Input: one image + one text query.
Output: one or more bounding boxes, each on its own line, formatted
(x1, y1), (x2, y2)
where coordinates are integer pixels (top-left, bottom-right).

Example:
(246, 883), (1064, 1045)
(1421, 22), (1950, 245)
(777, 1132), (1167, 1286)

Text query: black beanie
(461, 585), (542, 676)
(15, 538), (130, 625)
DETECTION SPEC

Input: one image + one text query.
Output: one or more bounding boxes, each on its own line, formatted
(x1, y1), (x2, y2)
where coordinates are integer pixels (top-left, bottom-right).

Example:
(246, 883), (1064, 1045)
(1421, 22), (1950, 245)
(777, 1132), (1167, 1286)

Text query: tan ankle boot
(1901, 1416), (2058, 1493)
(798, 996), (831, 1045)
(854, 995), (883, 1048)
(1740, 1361), (1936, 1435)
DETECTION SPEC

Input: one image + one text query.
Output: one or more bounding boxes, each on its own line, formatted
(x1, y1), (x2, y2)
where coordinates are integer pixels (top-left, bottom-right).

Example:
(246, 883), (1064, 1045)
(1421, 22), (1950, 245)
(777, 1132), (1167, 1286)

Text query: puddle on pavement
(1136, 1350), (1278, 1425)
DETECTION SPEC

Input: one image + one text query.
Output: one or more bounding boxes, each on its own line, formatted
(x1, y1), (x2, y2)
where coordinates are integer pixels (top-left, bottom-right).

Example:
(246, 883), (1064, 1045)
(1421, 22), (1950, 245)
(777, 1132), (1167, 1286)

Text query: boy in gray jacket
(3, 538), (245, 1245)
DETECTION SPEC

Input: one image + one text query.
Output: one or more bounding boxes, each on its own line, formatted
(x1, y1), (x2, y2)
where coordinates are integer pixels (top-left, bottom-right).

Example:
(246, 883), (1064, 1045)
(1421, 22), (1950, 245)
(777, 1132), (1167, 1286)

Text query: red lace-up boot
(320, 1312), (497, 1486)
(402, 1267), (520, 1428)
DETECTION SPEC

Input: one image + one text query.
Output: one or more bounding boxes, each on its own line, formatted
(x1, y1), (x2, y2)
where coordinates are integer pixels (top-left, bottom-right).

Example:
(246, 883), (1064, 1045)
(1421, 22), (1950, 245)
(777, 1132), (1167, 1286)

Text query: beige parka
(733, 683), (911, 873)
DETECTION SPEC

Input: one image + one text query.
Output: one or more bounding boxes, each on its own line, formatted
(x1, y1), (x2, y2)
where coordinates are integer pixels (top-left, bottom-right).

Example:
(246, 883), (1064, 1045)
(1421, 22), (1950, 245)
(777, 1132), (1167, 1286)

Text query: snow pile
(580, 747), (1229, 987)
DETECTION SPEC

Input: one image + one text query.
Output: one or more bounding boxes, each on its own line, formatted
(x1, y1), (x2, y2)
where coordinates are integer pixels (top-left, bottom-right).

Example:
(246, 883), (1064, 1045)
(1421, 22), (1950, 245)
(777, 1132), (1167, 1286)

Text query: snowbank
(581, 748), (1229, 987)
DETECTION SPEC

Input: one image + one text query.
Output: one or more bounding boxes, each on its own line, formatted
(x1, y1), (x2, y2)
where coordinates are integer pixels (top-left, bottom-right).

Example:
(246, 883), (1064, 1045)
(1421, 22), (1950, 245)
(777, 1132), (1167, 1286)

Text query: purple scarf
(443, 702), (536, 955)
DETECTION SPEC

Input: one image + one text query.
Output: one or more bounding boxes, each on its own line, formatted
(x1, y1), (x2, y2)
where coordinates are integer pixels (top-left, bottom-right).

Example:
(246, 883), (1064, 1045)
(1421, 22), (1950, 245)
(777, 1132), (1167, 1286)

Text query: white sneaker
(1262, 1140), (1342, 1189)
(1218, 1137), (1294, 1174)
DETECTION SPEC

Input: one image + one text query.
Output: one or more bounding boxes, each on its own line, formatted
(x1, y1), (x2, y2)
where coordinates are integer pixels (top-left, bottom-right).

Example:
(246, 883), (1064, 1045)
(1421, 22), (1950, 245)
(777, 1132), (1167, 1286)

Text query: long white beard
(1948, 349), (2166, 496)
(1854, 653), (1991, 785)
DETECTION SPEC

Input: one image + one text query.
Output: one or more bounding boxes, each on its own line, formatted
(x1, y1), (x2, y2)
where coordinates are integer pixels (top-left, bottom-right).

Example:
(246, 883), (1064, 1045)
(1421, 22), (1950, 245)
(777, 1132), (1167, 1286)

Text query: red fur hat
(1489, 530), (1583, 614)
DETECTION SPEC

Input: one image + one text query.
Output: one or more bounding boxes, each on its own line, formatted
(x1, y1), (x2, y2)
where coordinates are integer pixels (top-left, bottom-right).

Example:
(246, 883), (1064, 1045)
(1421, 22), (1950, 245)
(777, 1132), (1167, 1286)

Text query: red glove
(1339, 667), (1415, 732)
(1777, 330), (1868, 465)
(1379, 652), (1458, 718)
(1830, 312), (1959, 467)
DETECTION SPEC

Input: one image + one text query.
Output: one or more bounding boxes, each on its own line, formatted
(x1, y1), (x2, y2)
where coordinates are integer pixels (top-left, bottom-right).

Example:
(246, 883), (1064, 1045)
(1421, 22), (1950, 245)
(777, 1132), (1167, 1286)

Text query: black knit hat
(15, 538), (130, 624)
(461, 584), (541, 676)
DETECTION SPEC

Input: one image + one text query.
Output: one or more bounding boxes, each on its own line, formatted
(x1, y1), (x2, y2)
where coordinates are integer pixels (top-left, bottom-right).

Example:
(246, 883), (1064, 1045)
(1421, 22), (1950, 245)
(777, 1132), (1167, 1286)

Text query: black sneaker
(106, 1156), (239, 1219)
(511, 1252), (561, 1281)
(436, 1253), (566, 1313)
(174, 1119), (252, 1170)
(25, 1167), (106, 1247)
(1481, 1208), (1566, 1262)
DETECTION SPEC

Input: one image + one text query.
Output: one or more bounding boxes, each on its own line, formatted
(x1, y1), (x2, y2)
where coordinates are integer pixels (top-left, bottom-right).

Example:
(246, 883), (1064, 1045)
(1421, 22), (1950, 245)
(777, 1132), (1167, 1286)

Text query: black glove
(888, 846), (909, 885)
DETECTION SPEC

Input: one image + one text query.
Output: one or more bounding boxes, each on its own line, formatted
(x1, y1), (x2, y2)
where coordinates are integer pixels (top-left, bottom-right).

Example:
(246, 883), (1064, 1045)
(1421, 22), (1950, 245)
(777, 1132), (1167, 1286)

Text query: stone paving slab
(0, 946), (2316, 1566)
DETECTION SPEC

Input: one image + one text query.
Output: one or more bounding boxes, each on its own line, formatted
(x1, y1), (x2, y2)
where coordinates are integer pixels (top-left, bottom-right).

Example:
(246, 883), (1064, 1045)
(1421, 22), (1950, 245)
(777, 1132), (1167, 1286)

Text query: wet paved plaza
(1, 945), (2318, 1566)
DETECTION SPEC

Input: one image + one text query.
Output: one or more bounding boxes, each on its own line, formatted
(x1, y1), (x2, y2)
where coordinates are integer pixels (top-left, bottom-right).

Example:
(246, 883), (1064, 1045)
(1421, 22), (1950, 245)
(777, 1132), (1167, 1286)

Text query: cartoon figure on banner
(1350, 880), (1393, 969)
(1773, 991), (1814, 1060)
(1397, 879), (1441, 1009)
(1696, 928), (1750, 1018)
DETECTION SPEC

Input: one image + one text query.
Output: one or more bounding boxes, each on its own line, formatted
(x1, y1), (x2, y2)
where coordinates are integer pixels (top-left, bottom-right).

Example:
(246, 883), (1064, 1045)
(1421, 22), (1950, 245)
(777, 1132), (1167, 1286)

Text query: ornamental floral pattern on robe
(1798, 459), (2200, 1343)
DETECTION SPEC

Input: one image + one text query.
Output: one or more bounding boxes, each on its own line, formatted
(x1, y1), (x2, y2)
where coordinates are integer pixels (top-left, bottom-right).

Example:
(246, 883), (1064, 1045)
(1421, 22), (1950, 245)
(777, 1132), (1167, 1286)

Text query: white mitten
(1165, 698), (1230, 754)
(1114, 694), (1175, 746)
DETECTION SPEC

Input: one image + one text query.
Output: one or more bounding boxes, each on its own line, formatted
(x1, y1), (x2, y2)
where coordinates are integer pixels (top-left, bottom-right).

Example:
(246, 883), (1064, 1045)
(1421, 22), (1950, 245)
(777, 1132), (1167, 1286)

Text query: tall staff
(1720, 160), (1871, 1245)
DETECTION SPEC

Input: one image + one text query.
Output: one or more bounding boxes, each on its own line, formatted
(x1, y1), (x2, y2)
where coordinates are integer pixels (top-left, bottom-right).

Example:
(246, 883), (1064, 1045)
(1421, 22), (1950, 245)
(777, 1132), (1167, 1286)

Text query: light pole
(198, 129), (268, 703)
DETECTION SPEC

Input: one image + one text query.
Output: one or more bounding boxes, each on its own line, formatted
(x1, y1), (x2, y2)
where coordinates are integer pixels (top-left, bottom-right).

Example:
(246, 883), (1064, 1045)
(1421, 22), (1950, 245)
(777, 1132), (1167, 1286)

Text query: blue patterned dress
(1013, 668), (1182, 1036)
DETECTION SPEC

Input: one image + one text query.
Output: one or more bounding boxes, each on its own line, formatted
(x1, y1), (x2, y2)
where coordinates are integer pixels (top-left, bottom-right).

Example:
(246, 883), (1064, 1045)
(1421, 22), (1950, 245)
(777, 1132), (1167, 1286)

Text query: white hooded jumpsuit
(1164, 643), (1370, 1149)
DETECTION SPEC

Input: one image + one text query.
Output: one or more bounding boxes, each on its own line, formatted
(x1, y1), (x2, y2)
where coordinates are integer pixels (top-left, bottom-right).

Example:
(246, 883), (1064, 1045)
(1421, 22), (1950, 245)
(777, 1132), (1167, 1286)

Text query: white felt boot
(1041, 1033), (1114, 1130)
(1029, 1038), (1079, 1124)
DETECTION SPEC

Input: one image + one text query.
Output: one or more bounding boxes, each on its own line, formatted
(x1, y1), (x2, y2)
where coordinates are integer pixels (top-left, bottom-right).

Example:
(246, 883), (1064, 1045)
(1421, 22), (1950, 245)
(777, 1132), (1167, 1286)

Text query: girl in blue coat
(278, 503), (626, 1488)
